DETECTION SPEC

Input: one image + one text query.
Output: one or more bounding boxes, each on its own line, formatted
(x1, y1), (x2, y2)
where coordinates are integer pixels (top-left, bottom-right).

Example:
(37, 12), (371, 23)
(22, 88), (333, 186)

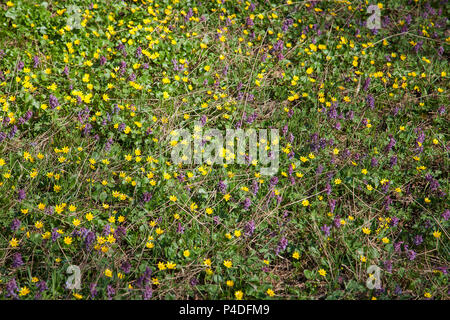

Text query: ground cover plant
(0, 0), (448, 300)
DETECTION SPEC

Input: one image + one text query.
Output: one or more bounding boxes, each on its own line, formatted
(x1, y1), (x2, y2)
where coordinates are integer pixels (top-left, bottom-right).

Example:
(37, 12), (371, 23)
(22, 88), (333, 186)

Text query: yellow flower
(157, 262), (167, 270)
(266, 288), (275, 297)
(362, 227), (371, 235)
(104, 269), (113, 277)
(302, 199), (309, 207)
(382, 237), (389, 244)
(223, 260), (232, 268)
(318, 269), (326, 277)
(433, 230), (441, 239)
(203, 259), (211, 267)
(226, 280), (234, 287)
(64, 236), (73, 245)
(292, 251), (300, 259)
(166, 261), (176, 269)
(234, 290), (243, 300)
(334, 178), (342, 185)
(19, 287), (30, 296)
(73, 293), (83, 299)
(183, 250), (190, 258)
(9, 238), (19, 247)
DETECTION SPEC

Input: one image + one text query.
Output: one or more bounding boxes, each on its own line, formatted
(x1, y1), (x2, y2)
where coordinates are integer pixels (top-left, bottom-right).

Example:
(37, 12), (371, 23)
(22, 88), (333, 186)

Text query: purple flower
(442, 209), (450, 221)
(121, 261), (131, 274)
(217, 180), (227, 194)
(49, 94), (59, 109)
(17, 61), (24, 71)
(371, 157), (378, 167)
(414, 235), (423, 246)
(329, 199), (336, 213)
(51, 228), (61, 242)
(390, 216), (399, 226)
(135, 46), (142, 58)
(142, 192), (152, 203)
(88, 283), (97, 299)
(12, 253), (24, 268)
(33, 56), (40, 68)
(17, 189), (26, 201)
(10, 218), (21, 231)
(143, 285), (152, 300)
(8, 125), (17, 139)
(106, 285), (115, 300)
(190, 278), (199, 286)
(366, 94), (375, 109)
(384, 260), (392, 273)
(177, 222), (185, 234)
(275, 237), (288, 255)
(242, 197), (251, 210)
(6, 278), (18, 299)
(394, 285), (402, 295)
(390, 155), (397, 168)
(244, 220), (255, 237)
(269, 176), (278, 187)
(84, 231), (95, 249)
(252, 180), (259, 195)
(321, 224), (331, 236)
(407, 250), (416, 261)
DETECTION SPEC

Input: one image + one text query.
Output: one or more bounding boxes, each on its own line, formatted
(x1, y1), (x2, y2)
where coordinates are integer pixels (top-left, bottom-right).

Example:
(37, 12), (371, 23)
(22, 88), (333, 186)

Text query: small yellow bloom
(433, 230), (441, 239)
(223, 260), (232, 268)
(9, 238), (19, 247)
